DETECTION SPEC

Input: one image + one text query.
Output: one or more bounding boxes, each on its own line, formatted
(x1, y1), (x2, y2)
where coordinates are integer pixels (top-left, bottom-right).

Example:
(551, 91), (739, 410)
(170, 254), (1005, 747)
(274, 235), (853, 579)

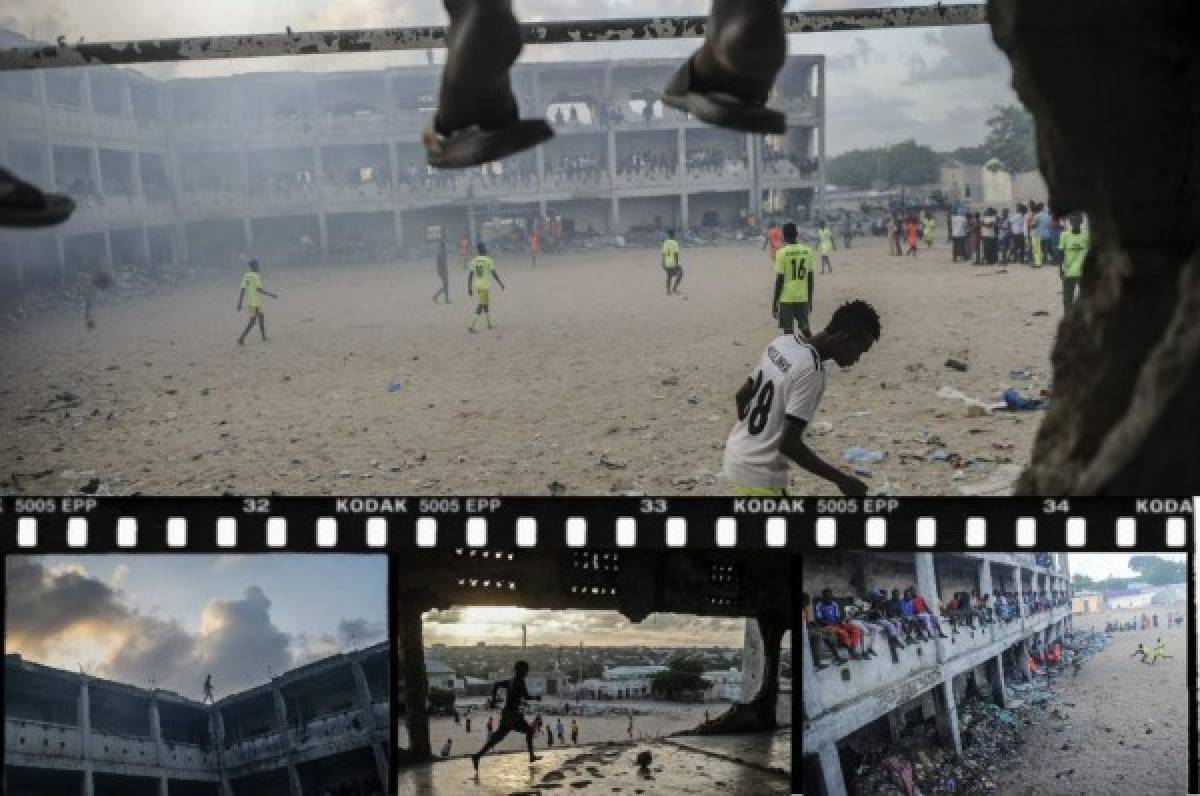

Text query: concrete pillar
(400, 599), (432, 760)
(979, 557), (994, 598)
(680, 193), (689, 232)
(174, 222), (190, 265)
(914, 552), (947, 661)
(535, 143), (546, 193)
(798, 610), (823, 721)
(89, 147), (104, 198)
(78, 677), (92, 761)
(149, 697), (167, 764)
(272, 684), (290, 750)
(220, 779), (234, 796)
(55, 234), (68, 284)
(814, 742), (847, 796)
(102, 231), (115, 269)
(140, 226), (152, 268)
(371, 741), (389, 792)
(158, 776), (169, 796)
(610, 197), (619, 235)
(991, 653), (1008, 707)
(741, 619), (766, 702)
(131, 147), (144, 201)
(317, 212), (329, 259)
(936, 678), (963, 757)
(242, 218), (255, 253)
(816, 59), (826, 218)
(606, 128), (617, 185)
(83, 769), (95, 796)
(287, 764), (302, 796)
(1015, 567), (1026, 618)
(82, 68), (97, 113)
(351, 659), (375, 728)
(1020, 638), (1032, 681)
(392, 209), (404, 254)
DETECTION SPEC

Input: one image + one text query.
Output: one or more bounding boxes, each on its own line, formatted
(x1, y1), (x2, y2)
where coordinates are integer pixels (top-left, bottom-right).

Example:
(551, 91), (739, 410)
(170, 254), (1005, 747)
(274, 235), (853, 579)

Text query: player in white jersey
(723, 300), (881, 496)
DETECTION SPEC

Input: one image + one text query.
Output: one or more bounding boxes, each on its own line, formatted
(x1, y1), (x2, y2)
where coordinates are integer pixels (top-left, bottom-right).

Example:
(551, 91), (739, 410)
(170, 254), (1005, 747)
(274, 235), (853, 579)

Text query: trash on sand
(992, 441), (1015, 450)
(1032, 310), (1050, 316)
(936, 385), (992, 414)
(957, 463), (1024, 496)
(843, 447), (886, 463)
(1009, 368), (1034, 379)
(1002, 387), (1046, 410)
(847, 410), (872, 418)
(810, 420), (834, 435)
(944, 358), (969, 372)
(965, 404), (988, 418)
(547, 480), (567, 496)
(853, 467), (873, 477)
(387, 382), (404, 393)
(929, 449), (951, 462)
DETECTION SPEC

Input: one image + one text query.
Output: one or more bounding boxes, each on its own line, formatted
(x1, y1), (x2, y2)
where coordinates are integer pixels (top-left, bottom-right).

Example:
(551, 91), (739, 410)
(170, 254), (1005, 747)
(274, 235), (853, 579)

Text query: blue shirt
(900, 597), (915, 618)
(814, 599), (842, 624)
(1034, 210), (1053, 239)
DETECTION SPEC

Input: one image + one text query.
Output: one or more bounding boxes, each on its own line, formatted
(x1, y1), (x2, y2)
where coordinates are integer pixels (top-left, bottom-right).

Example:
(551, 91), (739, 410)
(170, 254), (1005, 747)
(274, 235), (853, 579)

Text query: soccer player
(1058, 213), (1088, 314)
(528, 225), (540, 267)
(1131, 642), (1148, 661)
(236, 258), (278, 346)
(772, 222), (814, 336)
(661, 229), (683, 295)
(1149, 638), (1171, 665)
(458, 235), (470, 269)
(923, 211), (936, 248)
(471, 660), (542, 772)
(762, 220), (783, 264)
(432, 238), (451, 303)
(468, 242), (506, 332)
(723, 299), (881, 497)
(817, 220), (836, 273)
(76, 268), (113, 329)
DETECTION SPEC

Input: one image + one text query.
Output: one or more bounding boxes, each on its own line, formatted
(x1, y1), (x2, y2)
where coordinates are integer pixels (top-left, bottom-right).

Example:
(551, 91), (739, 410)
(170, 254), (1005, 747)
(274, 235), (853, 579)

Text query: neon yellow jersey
(661, 238), (680, 267)
(817, 228), (833, 254)
(1059, 230), (1088, 279)
(240, 271), (263, 307)
(470, 256), (495, 290)
(924, 218), (936, 237)
(774, 243), (813, 304)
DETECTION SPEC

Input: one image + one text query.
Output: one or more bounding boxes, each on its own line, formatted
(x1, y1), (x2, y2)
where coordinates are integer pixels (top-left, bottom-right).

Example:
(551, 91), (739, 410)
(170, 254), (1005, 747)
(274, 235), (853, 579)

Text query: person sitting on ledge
(906, 587), (950, 639)
(893, 588), (930, 642)
(974, 591), (995, 624)
(843, 598), (880, 660)
(866, 589), (907, 662)
(801, 592), (848, 669)
(814, 588), (864, 661)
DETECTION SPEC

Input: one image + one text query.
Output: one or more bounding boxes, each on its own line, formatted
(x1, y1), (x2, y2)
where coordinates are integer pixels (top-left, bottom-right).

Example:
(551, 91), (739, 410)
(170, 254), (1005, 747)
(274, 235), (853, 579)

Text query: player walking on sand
(817, 221), (836, 273)
(772, 222), (814, 337)
(472, 660), (542, 773)
(723, 300), (881, 497)
(236, 259), (278, 345)
(661, 229), (683, 295)
(763, 220), (783, 264)
(468, 242), (506, 332)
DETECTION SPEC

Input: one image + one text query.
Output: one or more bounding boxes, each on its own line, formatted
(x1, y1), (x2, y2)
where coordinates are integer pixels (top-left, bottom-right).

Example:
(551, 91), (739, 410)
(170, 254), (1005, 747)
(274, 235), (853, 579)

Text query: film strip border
(0, 497), (1195, 552)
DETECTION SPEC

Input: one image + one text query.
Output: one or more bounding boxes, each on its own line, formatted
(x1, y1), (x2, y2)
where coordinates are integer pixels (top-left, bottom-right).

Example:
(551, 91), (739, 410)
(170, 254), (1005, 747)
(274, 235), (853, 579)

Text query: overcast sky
(5, 554), (387, 698)
(1067, 553), (1189, 582)
(0, 1), (1021, 155)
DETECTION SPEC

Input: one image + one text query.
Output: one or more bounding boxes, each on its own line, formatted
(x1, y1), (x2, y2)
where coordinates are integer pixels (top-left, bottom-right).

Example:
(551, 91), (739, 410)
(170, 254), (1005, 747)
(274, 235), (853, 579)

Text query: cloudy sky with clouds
(1, 0), (1022, 155)
(5, 554), (387, 699)
(1067, 553), (1189, 582)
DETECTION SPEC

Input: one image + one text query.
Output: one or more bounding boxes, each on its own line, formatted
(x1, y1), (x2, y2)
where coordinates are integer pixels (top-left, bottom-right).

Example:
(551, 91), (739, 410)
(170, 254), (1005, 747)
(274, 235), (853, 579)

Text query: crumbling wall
(989, 0), (1200, 494)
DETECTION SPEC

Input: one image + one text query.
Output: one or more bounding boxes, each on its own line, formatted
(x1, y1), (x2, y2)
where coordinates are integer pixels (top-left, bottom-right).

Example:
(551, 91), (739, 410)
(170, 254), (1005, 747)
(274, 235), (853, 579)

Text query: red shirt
(912, 595), (929, 614)
(766, 227), (783, 258)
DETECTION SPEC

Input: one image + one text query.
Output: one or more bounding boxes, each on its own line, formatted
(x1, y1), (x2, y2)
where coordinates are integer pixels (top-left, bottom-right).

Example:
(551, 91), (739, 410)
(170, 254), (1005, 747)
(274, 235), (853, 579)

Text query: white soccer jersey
(723, 333), (827, 489)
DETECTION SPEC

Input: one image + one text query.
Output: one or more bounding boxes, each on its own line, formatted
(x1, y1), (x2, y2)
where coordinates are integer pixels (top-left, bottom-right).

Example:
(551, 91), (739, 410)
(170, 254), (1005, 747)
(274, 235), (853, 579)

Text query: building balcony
(289, 706), (375, 754)
(541, 172), (612, 196)
(761, 161), (819, 188)
(321, 183), (394, 208)
(315, 113), (393, 138)
(613, 170), (681, 192)
(5, 718), (84, 761)
(240, 117), (317, 143)
(170, 119), (244, 144)
(683, 163), (750, 189)
(777, 96), (819, 119)
(88, 729), (158, 767)
(178, 189), (249, 214)
(222, 730), (287, 769)
(469, 174), (542, 199)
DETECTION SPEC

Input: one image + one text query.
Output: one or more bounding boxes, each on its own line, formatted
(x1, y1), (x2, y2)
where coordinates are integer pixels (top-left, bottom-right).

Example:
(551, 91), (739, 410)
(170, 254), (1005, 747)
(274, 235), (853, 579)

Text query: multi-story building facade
(0, 52), (824, 288)
(4, 642), (389, 796)
(801, 552), (1072, 796)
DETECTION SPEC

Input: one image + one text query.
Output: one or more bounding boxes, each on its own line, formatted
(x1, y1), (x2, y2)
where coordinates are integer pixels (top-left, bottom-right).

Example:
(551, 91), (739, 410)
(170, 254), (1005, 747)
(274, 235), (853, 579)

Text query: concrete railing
(5, 718), (84, 760)
(222, 730), (286, 766)
(88, 729), (158, 766)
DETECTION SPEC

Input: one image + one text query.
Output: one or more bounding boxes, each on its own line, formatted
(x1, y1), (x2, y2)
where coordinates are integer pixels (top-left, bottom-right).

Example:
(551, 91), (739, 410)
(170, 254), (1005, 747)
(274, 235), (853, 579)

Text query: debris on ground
(1001, 388), (1046, 411)
(944, 358), (969, 372)
(843, 447), (887, 463)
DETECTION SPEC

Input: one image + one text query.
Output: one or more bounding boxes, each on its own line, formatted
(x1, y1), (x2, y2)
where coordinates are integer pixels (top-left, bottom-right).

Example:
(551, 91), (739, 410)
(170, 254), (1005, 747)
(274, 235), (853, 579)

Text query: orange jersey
(766, 227), (783, 258)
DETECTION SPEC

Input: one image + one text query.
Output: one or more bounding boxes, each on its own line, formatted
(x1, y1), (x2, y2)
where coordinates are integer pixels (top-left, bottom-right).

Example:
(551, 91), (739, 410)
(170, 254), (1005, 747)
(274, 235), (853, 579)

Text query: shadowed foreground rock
(988, 0), (1200, 494)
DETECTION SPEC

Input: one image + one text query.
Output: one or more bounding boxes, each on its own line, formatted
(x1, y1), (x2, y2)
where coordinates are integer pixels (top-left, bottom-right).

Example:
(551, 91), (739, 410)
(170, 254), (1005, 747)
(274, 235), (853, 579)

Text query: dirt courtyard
(1, 237), (1063, 496)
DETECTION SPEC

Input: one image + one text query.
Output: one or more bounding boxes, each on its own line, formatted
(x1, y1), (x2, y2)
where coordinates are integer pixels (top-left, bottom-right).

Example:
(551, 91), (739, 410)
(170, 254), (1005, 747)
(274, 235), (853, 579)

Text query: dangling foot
(529, 755), (541, 763)
(0, 167), (76, 228)
(471, 753), (480, 772)
(424, 118), (554, 170)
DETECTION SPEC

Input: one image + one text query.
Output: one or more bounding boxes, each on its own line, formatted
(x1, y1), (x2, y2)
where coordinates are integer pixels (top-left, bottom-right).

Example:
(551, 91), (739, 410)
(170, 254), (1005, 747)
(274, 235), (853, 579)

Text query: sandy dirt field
(0, 238), (1062, 496)
(993, 607), (1189, 796)
(401, 696), (790, 759)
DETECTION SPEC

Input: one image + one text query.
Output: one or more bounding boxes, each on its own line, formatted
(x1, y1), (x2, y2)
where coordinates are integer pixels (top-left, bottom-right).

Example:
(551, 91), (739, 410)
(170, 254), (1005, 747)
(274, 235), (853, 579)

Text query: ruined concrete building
(0, 54), (823, 283)
(800, 552), (1072, 796)
(4, 642), (389, 796)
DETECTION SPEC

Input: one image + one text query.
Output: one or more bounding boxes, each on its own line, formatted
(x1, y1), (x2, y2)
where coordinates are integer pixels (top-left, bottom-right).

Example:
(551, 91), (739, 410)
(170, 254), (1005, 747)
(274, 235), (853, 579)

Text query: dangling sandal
(0, 167), (75, 228)
(662, 55), (786, 135)
(423, 116), (553, 170)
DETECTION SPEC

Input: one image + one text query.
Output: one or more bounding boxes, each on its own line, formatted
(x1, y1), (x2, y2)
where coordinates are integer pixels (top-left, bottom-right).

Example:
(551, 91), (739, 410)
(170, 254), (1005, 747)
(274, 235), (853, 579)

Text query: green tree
(885, 139), (939, 186)
(651, 656), (711, 701)
(947, 144), (990, 165)
(1071, 573), (1095, 590)
(1127, 555), (1187, 585)
(983, 105), (1036, 172)
(827, 147), (885, 190)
